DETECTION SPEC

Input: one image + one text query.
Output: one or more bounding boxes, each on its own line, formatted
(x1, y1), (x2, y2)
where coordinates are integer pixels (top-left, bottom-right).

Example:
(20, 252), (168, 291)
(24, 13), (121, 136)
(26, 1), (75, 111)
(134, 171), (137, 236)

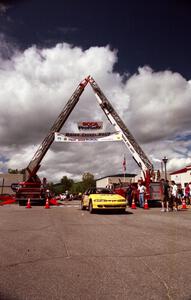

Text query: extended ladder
(25, 75), (153, 182)
(25, 76), (90, 181)
(88, 76), (153, 177)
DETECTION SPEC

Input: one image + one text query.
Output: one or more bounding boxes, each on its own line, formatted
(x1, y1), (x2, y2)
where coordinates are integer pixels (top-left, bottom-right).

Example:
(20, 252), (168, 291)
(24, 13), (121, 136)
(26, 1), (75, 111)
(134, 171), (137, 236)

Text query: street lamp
(162, 156), (168, 180)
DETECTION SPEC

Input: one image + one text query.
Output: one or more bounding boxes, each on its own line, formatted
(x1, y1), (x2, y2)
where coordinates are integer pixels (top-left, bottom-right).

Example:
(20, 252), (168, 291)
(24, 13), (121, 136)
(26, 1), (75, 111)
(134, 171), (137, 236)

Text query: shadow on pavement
(148, 200), (161, 208)
(91, 210), (134, 215)
(0, 291), (19, 300)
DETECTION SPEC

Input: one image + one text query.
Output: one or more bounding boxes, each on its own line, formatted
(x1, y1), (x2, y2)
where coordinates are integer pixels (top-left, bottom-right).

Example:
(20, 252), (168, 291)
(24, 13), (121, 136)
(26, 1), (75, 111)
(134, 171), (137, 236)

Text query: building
(170, 165), (191, 188)
(0, 173), (24, 194)
(96, 173), (136, 188)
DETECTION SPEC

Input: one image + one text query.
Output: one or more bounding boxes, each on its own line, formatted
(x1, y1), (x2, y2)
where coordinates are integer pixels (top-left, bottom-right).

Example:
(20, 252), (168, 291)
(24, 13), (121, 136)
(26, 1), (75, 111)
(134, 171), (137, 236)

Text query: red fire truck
(11, 76), (161, 205)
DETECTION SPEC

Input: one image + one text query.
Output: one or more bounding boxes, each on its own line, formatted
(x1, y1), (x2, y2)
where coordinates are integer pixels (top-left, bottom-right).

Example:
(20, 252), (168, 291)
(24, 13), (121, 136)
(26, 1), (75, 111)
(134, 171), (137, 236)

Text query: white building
(170, 165), (191, 188)
(96, 173), (136, 188)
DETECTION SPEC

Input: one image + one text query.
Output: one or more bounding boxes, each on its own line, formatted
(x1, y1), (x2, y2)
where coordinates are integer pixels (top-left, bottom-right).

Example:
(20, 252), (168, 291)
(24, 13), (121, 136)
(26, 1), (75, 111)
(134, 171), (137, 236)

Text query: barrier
(131, 198), (136, 209)
(44, 198), (50, 209)
(144, 199), (149, 209)
(26, 198), (32, 209)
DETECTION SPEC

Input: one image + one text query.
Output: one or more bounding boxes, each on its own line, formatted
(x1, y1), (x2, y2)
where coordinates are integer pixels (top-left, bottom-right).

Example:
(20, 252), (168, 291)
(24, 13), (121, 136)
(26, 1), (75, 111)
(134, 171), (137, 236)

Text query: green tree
(52, 184), (64, 195)
(70, 181), (84, 194)
(82, 172), (95, 191)
(60, 176), (74, 192)
(8, 168), (25, 174)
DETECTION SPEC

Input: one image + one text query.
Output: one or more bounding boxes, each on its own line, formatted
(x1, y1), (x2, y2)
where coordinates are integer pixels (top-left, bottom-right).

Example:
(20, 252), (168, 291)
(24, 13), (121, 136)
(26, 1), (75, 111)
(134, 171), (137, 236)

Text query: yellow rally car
(81, 187), (127, 213)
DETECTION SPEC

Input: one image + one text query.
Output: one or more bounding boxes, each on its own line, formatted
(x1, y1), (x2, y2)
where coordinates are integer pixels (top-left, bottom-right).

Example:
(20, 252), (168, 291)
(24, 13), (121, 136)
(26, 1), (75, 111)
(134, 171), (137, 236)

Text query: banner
(54, 132), (122, 142)
(77, 121), (103, 130)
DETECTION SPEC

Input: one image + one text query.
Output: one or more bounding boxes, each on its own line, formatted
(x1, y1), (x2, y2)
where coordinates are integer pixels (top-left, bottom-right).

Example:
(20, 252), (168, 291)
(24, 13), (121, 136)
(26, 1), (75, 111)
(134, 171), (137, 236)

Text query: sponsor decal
(78, 121), (103, 130)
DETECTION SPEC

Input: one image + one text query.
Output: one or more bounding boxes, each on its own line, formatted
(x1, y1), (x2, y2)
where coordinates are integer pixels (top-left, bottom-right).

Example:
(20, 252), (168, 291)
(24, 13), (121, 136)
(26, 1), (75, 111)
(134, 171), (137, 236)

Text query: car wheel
(80, 200), (86, 210)
(89, 201), (94, 214)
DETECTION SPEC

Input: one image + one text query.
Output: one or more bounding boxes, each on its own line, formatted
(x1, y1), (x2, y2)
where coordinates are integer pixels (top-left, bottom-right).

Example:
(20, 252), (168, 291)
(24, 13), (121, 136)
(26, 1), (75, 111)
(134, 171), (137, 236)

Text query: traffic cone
(44, 198), (50, 209)
(131, 198), (136, 209)
(182, 198), (187, 209)
(144, 199), (149, 209)
(26, 198), (32, 209)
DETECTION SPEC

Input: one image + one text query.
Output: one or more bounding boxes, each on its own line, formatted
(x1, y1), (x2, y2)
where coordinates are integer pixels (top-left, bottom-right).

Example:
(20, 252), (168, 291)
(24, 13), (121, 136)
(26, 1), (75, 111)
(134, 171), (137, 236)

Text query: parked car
(81, 187), (127, 213)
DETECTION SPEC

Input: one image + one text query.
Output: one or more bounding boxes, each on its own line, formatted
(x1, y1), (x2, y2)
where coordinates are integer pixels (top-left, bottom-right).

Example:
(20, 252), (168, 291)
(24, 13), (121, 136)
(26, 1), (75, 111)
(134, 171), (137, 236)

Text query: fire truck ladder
(24, 76), (90, 182)
(88, 76), (153, 177)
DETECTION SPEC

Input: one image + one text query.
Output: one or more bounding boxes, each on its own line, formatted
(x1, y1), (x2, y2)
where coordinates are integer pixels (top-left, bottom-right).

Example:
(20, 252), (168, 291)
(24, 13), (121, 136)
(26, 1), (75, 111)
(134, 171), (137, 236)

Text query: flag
(122, 156), (126, 172)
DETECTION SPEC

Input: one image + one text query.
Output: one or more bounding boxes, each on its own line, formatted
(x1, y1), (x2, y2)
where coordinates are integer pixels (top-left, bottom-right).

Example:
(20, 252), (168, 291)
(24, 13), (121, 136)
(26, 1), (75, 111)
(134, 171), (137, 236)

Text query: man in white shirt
(171, 181), (178, 211)
(138, 182), (146, 208)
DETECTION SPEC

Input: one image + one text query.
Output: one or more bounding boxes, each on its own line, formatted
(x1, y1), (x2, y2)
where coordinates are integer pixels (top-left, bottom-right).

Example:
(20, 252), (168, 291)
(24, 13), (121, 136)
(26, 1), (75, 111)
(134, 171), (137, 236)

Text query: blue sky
(0, 0), (191, 181)
(1, 0), (191, 78)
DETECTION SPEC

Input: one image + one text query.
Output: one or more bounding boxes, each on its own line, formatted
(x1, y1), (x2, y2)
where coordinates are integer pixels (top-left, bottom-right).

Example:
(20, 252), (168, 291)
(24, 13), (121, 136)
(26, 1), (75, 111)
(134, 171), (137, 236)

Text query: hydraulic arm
(88, 76), (153, 178)
(24, 76), (90, 182)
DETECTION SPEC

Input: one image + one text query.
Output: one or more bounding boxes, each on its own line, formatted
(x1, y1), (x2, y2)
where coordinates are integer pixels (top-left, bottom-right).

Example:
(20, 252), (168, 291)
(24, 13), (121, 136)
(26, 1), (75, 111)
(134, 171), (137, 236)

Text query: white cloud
(0, 4), (8, 14)
(126, 66), (191, 143)
(0, 39), (191, 182)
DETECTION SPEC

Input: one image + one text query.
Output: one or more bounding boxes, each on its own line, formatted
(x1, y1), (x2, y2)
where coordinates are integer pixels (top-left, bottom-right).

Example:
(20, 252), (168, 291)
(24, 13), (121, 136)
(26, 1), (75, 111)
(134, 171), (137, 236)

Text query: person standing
(126, 184), (133, 207)
(160, 179), (170, 212)
(138, 182), (146, 208)
(177, 184), (183, 205)
(184, 183), (190, 205)
(188, 182), (191, 204)
(171, 181), (178, 211)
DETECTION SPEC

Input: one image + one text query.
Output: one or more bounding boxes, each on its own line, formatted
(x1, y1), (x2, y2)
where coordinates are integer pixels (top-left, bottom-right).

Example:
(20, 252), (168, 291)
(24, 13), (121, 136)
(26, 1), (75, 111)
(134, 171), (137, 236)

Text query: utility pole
(162, 156), (168, 180)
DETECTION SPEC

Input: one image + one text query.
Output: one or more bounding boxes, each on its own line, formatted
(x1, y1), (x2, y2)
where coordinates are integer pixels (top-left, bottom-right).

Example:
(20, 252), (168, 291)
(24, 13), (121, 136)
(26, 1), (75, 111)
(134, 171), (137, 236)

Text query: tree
(70, 181), (84, 194)
(45, 173), (96, 196)
(82, 172), (96, 191)
(8, 168), (25, 174)
(60, 176), (74, 192)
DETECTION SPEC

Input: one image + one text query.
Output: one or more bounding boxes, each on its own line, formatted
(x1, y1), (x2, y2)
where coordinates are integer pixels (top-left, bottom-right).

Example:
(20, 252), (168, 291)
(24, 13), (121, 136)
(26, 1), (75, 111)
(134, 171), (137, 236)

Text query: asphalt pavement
(0, 201), (191, 300)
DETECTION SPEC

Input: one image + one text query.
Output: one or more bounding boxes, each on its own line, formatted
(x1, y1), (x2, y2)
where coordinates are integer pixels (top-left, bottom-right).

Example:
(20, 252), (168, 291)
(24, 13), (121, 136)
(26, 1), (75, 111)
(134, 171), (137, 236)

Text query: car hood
(90, 194), (125, 200)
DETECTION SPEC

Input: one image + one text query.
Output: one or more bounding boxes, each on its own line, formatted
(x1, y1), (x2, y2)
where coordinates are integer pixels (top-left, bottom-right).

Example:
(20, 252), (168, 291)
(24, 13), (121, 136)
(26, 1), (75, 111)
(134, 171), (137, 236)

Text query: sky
(0, 0), (191, 182)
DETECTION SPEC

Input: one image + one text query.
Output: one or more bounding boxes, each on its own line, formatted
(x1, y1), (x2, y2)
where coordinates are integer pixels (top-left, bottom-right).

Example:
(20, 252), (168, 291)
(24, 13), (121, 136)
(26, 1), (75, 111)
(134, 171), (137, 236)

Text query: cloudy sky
(0, 0), (191, 182)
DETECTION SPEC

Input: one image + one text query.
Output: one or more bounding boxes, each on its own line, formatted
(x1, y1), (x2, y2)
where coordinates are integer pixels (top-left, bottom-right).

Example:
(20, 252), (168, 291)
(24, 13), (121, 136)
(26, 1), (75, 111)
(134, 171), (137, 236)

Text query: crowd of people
(160, 180), (191, 212)
(121, 180), (191, 212)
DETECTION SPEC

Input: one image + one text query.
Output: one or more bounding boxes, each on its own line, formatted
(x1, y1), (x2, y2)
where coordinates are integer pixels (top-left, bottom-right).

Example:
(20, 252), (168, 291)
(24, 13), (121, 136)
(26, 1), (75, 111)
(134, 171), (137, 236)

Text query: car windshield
(92, 188), (114, 194)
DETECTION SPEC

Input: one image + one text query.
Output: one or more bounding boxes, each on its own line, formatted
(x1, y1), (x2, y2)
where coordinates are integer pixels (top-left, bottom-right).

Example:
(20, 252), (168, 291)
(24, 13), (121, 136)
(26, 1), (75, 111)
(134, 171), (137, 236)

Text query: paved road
(0, 202), (191, 300)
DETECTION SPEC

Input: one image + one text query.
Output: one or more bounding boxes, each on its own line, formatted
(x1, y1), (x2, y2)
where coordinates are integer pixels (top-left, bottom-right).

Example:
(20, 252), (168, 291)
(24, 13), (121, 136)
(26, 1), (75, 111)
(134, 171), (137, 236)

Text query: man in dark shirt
(161, 179), (170, 212)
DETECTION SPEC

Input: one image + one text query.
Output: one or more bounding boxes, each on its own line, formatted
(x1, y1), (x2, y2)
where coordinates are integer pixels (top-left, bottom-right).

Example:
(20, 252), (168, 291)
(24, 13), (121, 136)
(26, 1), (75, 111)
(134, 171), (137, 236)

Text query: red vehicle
(114, 180), (162, 204)
(11, 181), (46, 206)
(0, 193), (15, 201)
(0, 194), (16, 205)
(12, 76), (161, 205)
(114, 187), (126, 198)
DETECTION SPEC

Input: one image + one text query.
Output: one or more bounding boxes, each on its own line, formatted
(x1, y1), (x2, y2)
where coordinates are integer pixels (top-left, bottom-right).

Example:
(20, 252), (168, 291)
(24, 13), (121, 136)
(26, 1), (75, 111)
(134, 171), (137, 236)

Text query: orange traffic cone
(131, 198), (136, 209)
(182, 198), (187, 209)
(144, 199), (149, 209)
(26, 198), (32, 209)
(44, 198), (50, 209)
